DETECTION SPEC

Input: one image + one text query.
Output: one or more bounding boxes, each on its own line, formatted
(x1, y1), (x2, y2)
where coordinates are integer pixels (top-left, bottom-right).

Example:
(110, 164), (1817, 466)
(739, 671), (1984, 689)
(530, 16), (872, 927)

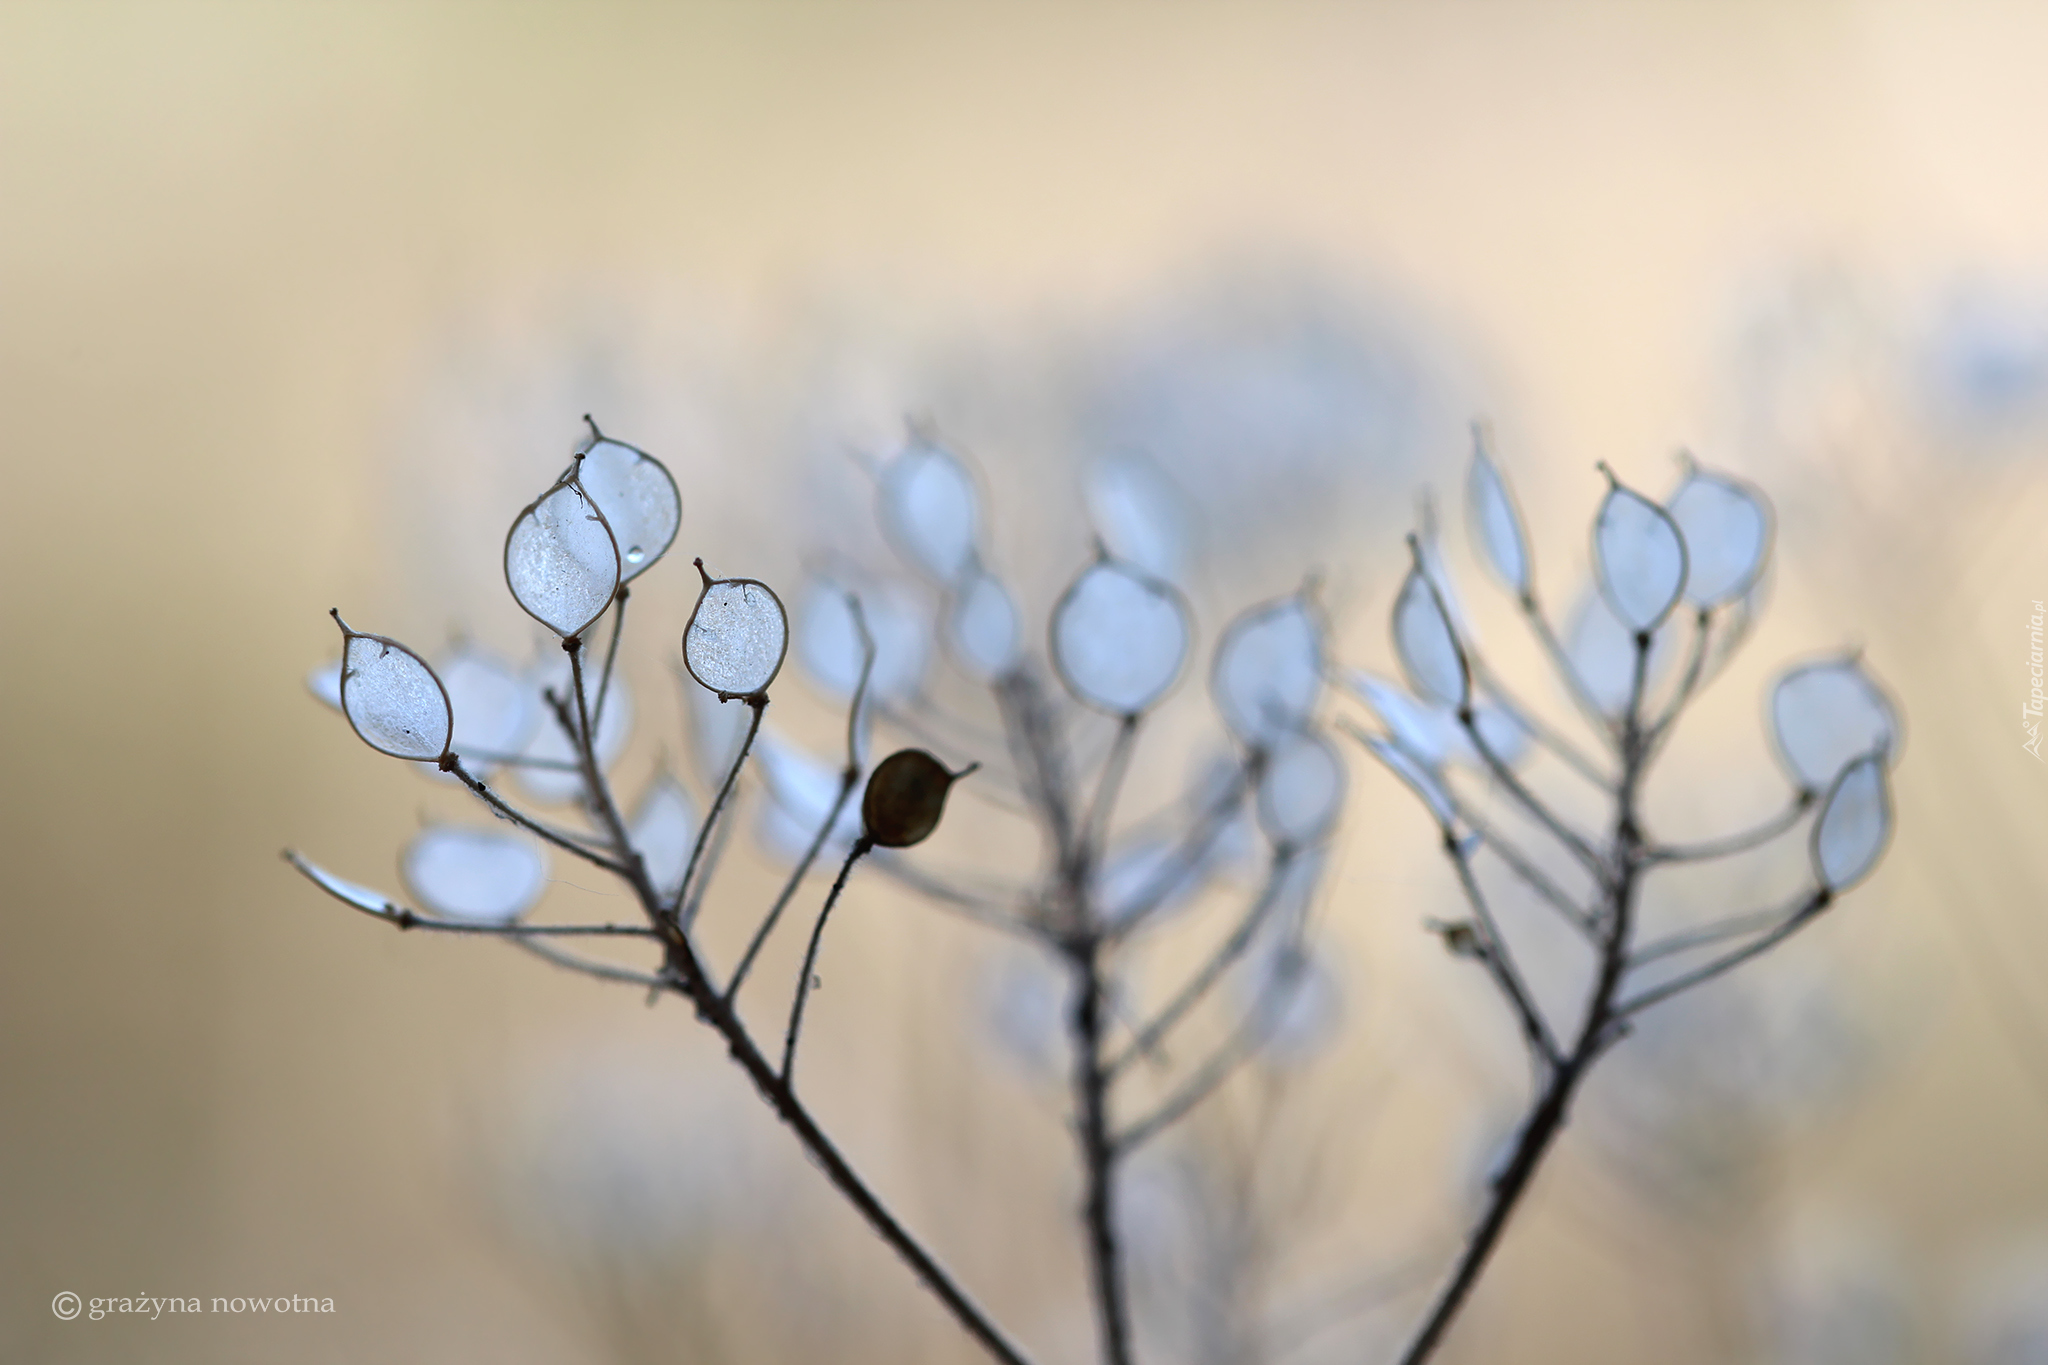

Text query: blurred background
(4, 3), (2048, 1362)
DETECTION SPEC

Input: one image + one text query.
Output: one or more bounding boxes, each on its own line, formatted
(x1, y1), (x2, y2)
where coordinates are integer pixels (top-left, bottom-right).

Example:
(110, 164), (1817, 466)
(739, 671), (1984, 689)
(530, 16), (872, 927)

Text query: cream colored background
(4, 4), (2048, 1362)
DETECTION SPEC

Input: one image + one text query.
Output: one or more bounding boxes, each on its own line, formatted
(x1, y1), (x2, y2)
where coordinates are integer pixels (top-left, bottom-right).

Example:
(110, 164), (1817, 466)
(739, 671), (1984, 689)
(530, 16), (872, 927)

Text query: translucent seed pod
(440, 645), (538, 763)
(1810, 752), (1892, 892)
(1391, 565), (1469, 709)
(1666, 458), (1771, 607)
(797, 575), (929, 702)
(331, 611), (452, 762)
(878, 437), (981, 583)
(1352, 728), (1456, 827)
(1770, 655), (1902, 793)
(946, 569), (1022, 682)
(1562, 588), (1679, 715)
(1255, 728), (1347, 848)
(287, 852), (394, 913)
(755, 730), (863, 862)
(1084, 452), (1187, 583)
(683, 563), (789, 701)
(575, 424), (682, 582)
(629, 772), (699, 903)
(1050, 556), (1193, 716)
(1212, 591), (1325, 747)
(504, 465), (623, 639)
(306, 660), (344, 711)
(861, 748), (973, 849)
(401, 826), (548, 924)
(514, 663), (634, 805)
(1592, 470), (1688, 632)
(1467, 425), (1531, 596)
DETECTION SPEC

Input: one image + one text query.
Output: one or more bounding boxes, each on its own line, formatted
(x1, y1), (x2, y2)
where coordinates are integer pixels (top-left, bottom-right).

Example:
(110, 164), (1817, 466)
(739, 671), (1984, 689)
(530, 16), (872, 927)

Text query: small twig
(670, 696), (768, 922)
(726, 766), (860, 1000)
(511, 937), (674, 990)
(1645, 790), (1814, 863)
(1456, 704), (1607, 879)
(1440, 831), (1562, 1068)
(1518, 591), (1620, 746)
(1108, 851), (1297, 1075)
(1628, 901), (1808, 969)
(591, 584), (629, 736)
(1616, 889), (1831, 1016)
(443, 755), (632, 876)
(783, 836), (876, 1084)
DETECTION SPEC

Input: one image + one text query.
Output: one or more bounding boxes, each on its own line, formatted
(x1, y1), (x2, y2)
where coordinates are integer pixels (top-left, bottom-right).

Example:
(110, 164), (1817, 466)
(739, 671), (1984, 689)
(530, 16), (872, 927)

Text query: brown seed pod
(861, 749), (975, 849)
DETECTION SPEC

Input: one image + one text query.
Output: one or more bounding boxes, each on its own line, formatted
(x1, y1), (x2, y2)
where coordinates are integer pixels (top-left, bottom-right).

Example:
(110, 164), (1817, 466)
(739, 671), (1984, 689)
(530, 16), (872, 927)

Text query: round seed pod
(861, 749), (970, 849)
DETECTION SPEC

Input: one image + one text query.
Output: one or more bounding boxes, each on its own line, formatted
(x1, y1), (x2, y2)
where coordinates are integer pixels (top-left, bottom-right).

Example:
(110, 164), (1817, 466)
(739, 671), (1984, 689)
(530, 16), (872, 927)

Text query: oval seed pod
(441, 644), (537, 762)
(1212, 591), (1325, 747)
(504, 466), (623, 639)
(683, 566), (789, 700)
(947, 569), (1022, 682)
(1391, 565), (1469, 708)
(1050, 556), (1193, 716)
(1592, 472), (1688, 632)
(1810, 752), (1892, 891)
(401, 825), (548, 924)
(1256, 729), (1347, 848)
(287, 852), (394, 913)
(1562, 588), (1679, 715)
(1340, 669), (1457, 766)
(629, 772), (699, 903)
(1084, 452), (1186, 582)
(1467, 426), (1531, 596)
(332, 612), (452, 762)
(797, 575), (929, 702)
(1352, 728), (1455, 827)
(306, 660), (344, 711)
(862, 748), (972, 849)
(576, 427), (682, 582)
(878, 438), (981, 583)
(1667, 461), (1770, 607)
(1770, 655), (1901, 792)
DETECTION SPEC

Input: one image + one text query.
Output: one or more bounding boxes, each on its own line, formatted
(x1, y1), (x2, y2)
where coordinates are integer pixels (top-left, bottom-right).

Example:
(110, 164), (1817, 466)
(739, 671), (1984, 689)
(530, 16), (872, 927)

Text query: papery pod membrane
(1084, 452), (1186, 582)
(862, 748), (967, 849)
(1340, 669), (1459, 767)
(1810, 752), (1892, 891)
(333, 614), (452, 762)
(441, 645), (538, 762)
(1593, 475), (1688, 632)
(504, 468), (623, 638)
(629, 773), (699, 903)
(306, 660), (344, 711)
(1244, 942), (1344, 1065)
(879, 438), (981, 583)
(1770, 655), (1901, 793)
(1051, 556), (1193, 716)
(798, 575), (930, 702)
(947, 569), (1022, 682)
(1391, 566), (1469, 708)
(1255, 729), (1347, 848)
(1667, 460), (1771, 607)
(754, 730), (863, 862)
(402, 826), (548, 924)
(1466, 426), (1531, 595)
(515, 660), (635, 805)
(575, 427), (682, 582)
(1212, 591), (1325, 747)
(1354, 729), (1456, 826)
(287, 852), (394, 913)
(684, 571), (789, 700)
(1562, 589), (1680, 716)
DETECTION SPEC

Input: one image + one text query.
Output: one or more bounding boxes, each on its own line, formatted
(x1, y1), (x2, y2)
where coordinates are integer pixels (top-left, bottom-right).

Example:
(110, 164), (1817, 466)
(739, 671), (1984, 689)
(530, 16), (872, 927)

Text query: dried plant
(287, 414), (1897, 1365)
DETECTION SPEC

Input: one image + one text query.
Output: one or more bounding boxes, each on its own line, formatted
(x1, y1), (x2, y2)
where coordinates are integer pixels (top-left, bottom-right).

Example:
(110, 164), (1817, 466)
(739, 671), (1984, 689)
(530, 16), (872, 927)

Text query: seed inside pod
(861, 749), (975, 849)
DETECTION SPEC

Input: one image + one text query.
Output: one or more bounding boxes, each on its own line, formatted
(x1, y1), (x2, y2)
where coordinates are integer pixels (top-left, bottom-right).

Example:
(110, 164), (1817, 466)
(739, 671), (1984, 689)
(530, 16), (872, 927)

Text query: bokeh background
(5, 3), (2048, 1362)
